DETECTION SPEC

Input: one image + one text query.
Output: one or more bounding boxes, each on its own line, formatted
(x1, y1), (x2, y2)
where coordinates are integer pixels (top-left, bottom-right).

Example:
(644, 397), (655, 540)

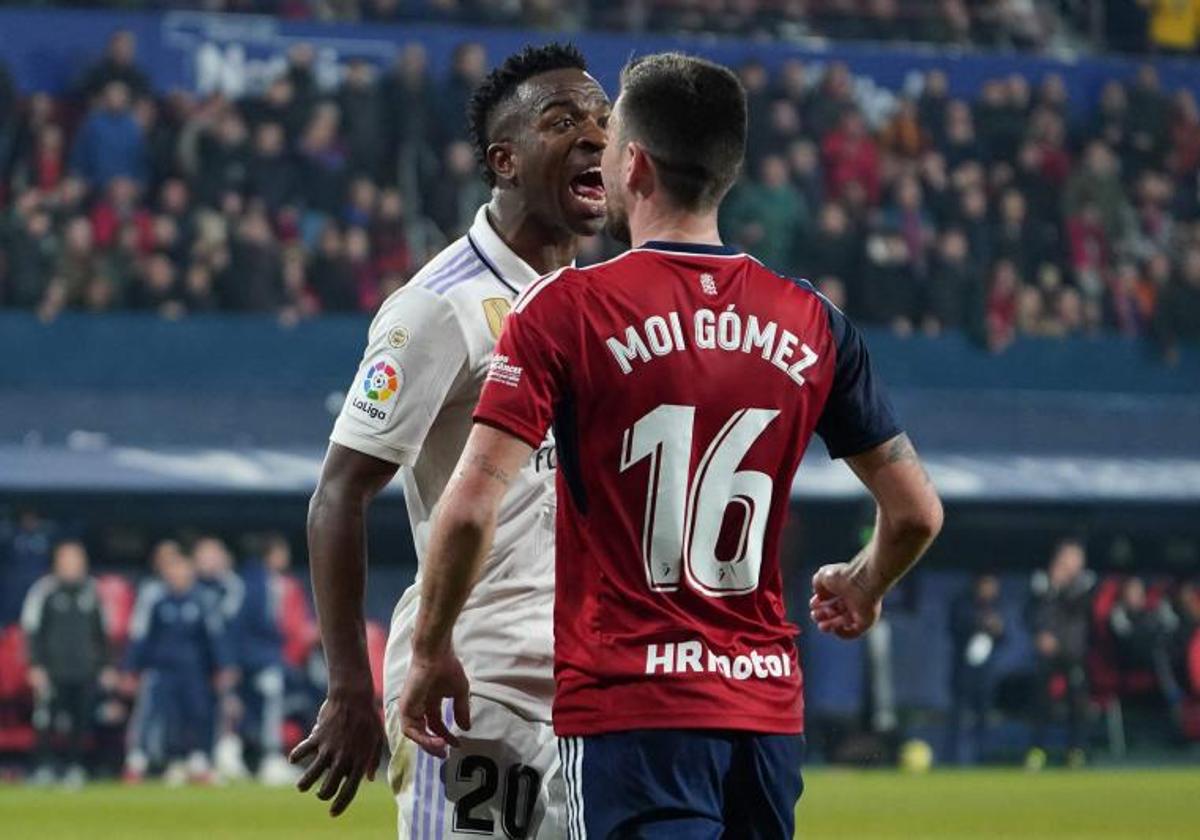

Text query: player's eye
(554, 116), (577, 130)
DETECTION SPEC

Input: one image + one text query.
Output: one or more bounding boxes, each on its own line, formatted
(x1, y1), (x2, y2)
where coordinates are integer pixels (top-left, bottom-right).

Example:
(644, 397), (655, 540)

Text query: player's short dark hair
(467, 43), (588, 187)
(618, 53), (747, 211)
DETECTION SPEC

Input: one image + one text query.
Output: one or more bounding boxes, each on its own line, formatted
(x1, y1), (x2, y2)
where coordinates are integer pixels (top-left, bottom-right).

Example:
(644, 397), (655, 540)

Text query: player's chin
(566, 211), (607, 237)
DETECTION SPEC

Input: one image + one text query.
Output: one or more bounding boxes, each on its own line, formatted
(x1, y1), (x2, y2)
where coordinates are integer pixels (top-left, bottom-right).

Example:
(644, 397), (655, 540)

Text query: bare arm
(291, 442), (396, 815)
(811, 433), (943, 638)
(400, 423), (533, 755)
(307, 442), (398, 696)
(843, 432), (943, 595)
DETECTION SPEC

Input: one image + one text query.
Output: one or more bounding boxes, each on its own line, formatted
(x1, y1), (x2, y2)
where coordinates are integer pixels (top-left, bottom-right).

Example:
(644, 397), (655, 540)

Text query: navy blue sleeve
(814, 301), (902, 459)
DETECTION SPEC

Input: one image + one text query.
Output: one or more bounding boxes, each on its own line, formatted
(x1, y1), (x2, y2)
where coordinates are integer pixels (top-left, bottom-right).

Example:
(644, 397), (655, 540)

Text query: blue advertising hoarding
(3, 8), (1200, 116)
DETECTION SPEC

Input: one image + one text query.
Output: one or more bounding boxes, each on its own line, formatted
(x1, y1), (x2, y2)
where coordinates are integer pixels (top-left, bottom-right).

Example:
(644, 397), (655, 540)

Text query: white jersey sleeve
(330, 285), (469, 466)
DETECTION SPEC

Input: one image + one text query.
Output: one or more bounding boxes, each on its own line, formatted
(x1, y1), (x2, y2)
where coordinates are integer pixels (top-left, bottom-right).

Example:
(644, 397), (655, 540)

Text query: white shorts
(386, 694), (566, 839)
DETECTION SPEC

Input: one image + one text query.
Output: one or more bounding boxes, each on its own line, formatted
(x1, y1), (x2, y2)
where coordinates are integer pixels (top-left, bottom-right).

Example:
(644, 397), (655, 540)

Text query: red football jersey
(474, 241), (899, 737)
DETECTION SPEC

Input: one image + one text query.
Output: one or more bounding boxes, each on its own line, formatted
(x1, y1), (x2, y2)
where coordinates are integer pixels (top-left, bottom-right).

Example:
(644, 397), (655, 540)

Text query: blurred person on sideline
(1025, 539), (1094, 769)
(1109, 576), (1184, 713)
(21, 540), (113, 787)
(123, 546), (234, 785)
(0, 506), (57, 628)
(232, 534), (297, 785)
(946, 574), (1005, 764)
(193, 536), (246, 778)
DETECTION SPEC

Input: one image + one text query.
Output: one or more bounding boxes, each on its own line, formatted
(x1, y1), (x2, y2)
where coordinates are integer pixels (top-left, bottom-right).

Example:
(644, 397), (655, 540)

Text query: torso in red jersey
(474, 241), (899, 738)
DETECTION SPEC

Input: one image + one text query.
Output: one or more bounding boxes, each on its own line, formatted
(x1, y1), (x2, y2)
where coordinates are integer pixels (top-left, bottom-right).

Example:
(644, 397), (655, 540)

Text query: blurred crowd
(1, 31), (1200, 356)
(946, 540), (1200, 767)
(0, 509), (337, 786)
(0, 1), (1180, 55)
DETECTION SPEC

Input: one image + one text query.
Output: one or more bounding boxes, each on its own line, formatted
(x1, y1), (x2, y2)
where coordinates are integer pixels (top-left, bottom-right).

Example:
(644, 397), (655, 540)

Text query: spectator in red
(17, 124), (66, 194)
(1066, 200), (1109, 300)
(1167, 89), (1200, 180)
(822, 109), (880, 205)
(90, 176), (153, 251)
(1028, 108), (1071, 187)
(985, 258), (1020, 352)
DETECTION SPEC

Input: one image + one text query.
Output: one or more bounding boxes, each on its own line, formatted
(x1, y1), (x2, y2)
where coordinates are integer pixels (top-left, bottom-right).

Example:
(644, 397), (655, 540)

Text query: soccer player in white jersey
(289, 44), (609, 836)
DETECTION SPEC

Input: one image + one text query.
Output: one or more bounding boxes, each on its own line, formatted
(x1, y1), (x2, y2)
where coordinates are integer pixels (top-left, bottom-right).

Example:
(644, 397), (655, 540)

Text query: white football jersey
(331, 205), (558, 722)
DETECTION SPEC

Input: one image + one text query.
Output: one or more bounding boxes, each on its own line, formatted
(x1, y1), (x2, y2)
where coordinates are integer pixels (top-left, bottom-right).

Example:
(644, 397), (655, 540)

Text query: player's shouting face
(483, 66), (610, 235)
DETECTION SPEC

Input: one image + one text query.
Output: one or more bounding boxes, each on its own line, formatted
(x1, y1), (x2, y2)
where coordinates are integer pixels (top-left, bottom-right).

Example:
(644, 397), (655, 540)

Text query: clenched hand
(809, 562), (885, 639)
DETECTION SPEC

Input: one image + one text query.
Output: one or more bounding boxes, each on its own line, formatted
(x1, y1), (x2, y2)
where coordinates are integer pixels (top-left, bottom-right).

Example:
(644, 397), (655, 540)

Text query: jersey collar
(467, 205), (542, 295)
(637, 240), (741, 257)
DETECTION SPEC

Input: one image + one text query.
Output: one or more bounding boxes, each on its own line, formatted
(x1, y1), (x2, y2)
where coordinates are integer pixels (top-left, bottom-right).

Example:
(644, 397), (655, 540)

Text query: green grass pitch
(2, 769), (1197, 839)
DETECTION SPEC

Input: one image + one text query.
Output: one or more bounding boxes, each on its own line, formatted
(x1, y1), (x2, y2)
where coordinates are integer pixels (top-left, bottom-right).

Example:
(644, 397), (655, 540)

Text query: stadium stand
(0, 21), (1198, 354)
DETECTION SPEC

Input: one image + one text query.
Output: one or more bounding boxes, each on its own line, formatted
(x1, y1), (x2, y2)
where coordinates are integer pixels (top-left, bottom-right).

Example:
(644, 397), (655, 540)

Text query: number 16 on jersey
(620, 404), (780, 598)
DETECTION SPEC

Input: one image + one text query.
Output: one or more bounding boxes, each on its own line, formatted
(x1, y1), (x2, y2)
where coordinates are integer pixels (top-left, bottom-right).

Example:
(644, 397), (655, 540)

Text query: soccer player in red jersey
(399, 53), (943, 837)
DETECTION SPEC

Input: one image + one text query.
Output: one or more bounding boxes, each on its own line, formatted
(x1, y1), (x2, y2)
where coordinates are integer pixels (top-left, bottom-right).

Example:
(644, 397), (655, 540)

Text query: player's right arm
(293, 286), (468, 815)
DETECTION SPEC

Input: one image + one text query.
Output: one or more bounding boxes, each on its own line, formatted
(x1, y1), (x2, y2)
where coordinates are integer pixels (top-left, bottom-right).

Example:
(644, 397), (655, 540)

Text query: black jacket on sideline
(20, 576), (108, 684)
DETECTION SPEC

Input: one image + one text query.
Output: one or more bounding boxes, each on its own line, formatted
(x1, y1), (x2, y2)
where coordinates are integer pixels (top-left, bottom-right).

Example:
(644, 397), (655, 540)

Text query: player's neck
(486, 198), (578, 277)
(629, 204), (722, 249)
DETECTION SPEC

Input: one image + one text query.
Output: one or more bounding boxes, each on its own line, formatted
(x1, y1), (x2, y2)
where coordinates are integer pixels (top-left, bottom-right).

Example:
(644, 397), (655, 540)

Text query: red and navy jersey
(474, 241), (900, 737)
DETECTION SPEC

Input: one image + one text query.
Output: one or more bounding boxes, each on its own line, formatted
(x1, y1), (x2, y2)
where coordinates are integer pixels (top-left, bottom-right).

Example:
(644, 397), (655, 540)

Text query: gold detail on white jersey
(482, 297), (512, 339)
(388, 327), (410, 348)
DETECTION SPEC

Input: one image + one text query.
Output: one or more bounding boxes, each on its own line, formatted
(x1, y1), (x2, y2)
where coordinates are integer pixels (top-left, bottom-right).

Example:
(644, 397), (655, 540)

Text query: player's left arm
(807, 300), (943, 638)
(398, 424), (533, 757)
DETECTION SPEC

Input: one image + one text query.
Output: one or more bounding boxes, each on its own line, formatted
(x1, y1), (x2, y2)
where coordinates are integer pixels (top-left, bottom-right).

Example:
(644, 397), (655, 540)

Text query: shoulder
(25, 575), (57, 601)
(749, 259), (845, 329)
(512, 251), (645, 316)
(404, 236), (486, 299)
(512, 264), (583, 315)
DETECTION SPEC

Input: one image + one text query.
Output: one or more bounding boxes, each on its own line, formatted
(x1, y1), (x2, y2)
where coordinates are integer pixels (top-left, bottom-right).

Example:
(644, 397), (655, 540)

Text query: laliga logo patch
(363, 360), (399, 401)
(351, 357), (403, 425)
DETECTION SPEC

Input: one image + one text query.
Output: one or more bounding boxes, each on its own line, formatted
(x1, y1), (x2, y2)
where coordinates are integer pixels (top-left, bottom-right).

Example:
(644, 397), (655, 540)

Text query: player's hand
(397, 649), (471, 759)
(289, 683), (385, 817)
(810, 562), (885, 639)
(27, 667), (49, 697)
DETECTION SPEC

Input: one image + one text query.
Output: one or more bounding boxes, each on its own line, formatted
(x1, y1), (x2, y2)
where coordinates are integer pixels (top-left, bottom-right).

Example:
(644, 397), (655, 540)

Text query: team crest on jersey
(700, 273), (718, 296)
(482, 297), (512, 340)
(387, 326), (410, 348)
(349, 355), (403, 426)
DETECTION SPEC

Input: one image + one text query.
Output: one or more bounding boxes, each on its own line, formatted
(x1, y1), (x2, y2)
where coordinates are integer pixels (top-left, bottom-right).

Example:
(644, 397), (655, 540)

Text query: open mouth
(568, 167), (606, 216)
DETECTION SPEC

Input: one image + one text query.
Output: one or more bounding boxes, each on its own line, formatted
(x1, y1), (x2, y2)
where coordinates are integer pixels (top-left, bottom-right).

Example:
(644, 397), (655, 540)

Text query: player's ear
(627, 142), (653, 198)
(487, 141), (518, 185)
